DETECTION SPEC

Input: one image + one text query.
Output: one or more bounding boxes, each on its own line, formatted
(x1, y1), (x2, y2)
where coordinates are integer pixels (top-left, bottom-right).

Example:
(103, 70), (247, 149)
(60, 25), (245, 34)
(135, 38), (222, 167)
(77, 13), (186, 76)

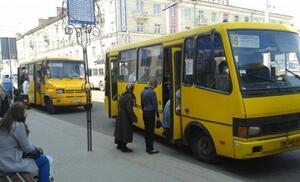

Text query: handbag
(155, 120), (162, 129)
(23, 148), (42, 159)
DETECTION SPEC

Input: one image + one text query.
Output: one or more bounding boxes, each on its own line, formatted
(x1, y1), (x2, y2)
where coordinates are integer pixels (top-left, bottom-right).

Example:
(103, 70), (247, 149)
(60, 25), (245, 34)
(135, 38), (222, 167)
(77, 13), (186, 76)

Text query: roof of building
(17, 2), (293, 40)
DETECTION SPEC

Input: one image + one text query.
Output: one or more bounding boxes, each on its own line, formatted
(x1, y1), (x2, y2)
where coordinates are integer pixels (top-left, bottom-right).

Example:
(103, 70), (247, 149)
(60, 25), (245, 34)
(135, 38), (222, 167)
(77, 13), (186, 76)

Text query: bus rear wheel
(46, 100), (56, 114)
(190, 132), (219, 163)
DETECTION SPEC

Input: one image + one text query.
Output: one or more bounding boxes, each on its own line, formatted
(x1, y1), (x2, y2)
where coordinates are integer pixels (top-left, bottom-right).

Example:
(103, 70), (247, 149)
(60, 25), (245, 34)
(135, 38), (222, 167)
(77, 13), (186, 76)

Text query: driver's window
(195, 34), (231, 92)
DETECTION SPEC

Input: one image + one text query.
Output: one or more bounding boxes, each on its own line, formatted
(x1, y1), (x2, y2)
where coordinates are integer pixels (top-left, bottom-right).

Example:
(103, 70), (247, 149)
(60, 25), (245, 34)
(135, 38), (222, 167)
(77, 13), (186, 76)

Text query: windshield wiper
(286, 69), (300, 80)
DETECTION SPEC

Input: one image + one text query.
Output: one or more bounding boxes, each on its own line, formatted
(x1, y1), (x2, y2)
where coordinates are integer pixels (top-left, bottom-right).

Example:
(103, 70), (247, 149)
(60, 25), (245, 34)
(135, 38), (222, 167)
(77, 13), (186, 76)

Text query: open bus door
(17, 67), (24, 92)
(104, 55), (118, 118)
(170, 47), (183, 142)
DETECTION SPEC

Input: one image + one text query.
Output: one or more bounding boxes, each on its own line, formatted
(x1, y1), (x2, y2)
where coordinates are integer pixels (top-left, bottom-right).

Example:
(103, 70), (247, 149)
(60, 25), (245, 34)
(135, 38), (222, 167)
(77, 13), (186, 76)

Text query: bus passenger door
(28, 64), (36, 104)
(171, 47), (182, 141)
(104, 57), (118, 118)
(35, 64), (43, 105)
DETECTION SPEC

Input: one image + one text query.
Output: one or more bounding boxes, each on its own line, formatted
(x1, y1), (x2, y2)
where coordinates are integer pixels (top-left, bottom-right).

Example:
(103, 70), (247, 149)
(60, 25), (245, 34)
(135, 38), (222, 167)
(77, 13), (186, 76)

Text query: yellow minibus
(105, 22), (300, 162)
(18, 57), (88, 113)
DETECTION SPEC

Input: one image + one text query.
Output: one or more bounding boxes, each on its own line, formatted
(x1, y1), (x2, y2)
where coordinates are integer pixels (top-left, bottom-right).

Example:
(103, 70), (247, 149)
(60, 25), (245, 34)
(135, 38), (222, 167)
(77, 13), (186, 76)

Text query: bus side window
(119, 50), (137, 82)
(138, 45), (163, 83)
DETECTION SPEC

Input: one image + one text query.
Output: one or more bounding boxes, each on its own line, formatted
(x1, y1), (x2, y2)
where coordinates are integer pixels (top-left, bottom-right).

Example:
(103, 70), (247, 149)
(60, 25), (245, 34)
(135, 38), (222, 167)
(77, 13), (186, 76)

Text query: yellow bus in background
(105, 22), (300, 162)
(18, 57), (88, 114)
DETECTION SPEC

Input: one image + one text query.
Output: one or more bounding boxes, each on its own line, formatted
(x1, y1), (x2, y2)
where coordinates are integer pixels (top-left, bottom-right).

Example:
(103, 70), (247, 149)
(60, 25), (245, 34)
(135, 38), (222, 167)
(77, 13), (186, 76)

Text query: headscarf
(125, 82), (134, 92)
(124, 83), (136, 106)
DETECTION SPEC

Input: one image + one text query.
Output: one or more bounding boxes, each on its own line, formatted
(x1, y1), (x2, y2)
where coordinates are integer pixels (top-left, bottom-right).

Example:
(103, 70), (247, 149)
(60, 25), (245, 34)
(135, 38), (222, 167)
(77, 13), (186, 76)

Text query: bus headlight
(248, 126), (261, 136)
(237, 126), (261, 138)
(56, 89), (64, 94)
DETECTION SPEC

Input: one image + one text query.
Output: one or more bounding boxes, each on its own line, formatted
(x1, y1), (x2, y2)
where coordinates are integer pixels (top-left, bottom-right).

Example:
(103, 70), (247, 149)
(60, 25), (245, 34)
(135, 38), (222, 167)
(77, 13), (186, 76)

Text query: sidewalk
(27, 109), (241, 182)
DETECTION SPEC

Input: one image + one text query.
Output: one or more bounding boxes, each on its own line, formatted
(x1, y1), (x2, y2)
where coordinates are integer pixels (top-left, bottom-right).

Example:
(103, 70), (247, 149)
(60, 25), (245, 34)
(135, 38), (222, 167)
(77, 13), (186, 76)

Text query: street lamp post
(62, 0), (104, 151)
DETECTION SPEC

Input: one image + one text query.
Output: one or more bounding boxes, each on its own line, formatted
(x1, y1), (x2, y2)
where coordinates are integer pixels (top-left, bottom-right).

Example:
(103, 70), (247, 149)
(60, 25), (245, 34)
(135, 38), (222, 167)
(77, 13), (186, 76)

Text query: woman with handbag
(0, 102), (51, 182)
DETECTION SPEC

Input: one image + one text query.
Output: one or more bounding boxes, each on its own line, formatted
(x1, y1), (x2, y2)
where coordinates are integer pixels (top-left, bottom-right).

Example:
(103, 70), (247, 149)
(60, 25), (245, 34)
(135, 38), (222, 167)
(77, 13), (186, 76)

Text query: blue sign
(67, 0), (96, 25)
(120, 0), (127, 32)
(0, 37), (18, 60)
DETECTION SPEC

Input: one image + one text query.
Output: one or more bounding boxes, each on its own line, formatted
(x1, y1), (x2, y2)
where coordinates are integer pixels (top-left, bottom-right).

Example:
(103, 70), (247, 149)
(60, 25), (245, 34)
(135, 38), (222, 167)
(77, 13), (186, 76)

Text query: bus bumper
(234, 133), (300, 159)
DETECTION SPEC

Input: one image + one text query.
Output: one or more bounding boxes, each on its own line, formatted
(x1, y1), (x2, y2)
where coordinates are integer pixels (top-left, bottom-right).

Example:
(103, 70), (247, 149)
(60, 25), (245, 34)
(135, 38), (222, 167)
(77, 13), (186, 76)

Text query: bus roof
(107, 22), (296, 54)
(20, 57), (83, 65)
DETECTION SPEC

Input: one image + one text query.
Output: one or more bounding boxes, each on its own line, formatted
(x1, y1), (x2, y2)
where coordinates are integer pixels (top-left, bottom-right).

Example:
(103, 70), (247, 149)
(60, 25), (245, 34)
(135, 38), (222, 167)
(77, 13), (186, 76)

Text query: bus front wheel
(190, 132), (219, 163)
(46, 100), (56, 114)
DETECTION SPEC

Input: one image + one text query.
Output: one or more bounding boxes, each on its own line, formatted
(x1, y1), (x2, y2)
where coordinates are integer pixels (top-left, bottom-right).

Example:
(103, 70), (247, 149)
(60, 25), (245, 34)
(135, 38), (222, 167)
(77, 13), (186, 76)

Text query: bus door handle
(184, 108), (190, 114)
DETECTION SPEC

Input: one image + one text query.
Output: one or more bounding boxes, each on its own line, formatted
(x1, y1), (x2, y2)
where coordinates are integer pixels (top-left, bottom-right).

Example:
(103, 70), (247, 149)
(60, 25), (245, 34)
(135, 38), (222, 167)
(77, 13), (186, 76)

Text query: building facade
(16, 0), (294, 87)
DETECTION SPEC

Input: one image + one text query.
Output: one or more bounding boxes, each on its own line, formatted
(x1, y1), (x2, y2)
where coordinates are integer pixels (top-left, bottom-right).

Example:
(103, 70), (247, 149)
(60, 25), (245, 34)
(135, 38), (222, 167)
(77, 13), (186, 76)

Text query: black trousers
(143, 111), (155, 151)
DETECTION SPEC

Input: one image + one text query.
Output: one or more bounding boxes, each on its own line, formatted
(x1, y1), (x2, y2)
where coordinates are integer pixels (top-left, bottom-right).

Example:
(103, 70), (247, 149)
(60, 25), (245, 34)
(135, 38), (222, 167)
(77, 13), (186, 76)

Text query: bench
(0, 172), (36, 182)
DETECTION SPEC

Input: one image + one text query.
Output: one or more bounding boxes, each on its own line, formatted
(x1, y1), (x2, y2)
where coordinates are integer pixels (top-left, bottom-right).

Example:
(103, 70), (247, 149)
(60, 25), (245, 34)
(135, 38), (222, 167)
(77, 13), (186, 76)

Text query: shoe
(121, 147), (133, 153)
(117, 145), (122, 150)
(147, 149), (159, 154)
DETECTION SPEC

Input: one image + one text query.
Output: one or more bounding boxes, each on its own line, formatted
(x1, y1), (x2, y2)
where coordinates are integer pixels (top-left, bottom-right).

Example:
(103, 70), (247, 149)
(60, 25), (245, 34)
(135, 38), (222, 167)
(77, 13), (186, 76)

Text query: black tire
(190, 132), (219, 163)
(46, 100), (56, 114)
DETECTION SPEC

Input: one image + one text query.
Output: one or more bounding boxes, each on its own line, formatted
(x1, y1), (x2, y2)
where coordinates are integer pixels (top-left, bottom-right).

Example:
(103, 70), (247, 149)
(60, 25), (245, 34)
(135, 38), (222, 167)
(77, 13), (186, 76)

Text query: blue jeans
(35, 155), (50, 182)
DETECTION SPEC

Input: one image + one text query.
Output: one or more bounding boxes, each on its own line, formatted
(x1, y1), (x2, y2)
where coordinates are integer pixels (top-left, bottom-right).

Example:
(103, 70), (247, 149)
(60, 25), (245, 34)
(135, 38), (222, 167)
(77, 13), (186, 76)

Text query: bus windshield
(229, 30), (300, 96)
(47, 61), (84, 79)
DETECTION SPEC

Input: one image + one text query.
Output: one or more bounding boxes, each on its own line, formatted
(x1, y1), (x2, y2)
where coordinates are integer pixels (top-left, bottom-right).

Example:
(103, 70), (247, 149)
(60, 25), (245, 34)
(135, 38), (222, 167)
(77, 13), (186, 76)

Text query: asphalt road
(33, 91), (300, 182)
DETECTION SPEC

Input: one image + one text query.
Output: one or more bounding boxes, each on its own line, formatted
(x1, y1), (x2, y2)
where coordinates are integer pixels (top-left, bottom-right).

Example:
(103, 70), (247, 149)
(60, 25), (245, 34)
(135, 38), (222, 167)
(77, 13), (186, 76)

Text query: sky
(0, 0), (299, 37)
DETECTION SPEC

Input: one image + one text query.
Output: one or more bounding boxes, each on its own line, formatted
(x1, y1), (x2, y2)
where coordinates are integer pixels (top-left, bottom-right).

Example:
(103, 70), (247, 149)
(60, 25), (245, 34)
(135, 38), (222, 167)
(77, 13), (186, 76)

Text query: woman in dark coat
(114, 83), (137, 152)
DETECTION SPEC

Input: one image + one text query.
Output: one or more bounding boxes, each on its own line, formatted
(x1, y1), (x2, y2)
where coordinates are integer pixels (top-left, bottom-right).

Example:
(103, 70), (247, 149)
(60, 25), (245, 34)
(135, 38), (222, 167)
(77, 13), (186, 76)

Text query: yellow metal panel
(163, 39), (184, 47)
(243, 94), (300, 118)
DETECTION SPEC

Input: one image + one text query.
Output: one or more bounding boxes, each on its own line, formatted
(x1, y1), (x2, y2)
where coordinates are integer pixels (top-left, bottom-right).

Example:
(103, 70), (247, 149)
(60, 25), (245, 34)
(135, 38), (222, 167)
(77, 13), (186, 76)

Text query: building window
(136, 0), (144, 12)
(153, 4), (160, 15)
(137, 23), (144, 33)
(110, 22), (115, 32)
(170, 26), (176, 34)
(170, 6), (176, 16)
(211, 12), (217, 22)
(244, 16), (249, 22)
(234, 15), (239, 22)
(154, 24), (160, 34)
(184, 8), (192, 19)
(92, 46), (96, 57)
(185, 26), (191, 30)
(223, 13), (229, 22)
(198, 10), (205, 24)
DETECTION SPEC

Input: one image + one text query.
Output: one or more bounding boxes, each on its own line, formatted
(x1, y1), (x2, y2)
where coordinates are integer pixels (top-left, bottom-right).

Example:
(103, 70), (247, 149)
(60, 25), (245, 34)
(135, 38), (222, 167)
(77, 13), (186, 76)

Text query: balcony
(133, 11), (148, 21)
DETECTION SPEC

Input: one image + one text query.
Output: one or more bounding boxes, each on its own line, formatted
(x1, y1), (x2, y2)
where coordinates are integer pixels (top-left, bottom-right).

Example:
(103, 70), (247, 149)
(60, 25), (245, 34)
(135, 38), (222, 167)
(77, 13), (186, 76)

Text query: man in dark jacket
(114, 83), (137, 152)
(141, 78), (160, 154)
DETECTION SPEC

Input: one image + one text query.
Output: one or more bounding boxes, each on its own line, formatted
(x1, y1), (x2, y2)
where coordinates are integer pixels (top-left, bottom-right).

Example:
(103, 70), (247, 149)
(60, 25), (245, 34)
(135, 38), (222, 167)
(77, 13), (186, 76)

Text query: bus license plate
(281, 138), (300, 148)
(72, 98), (81, 103)
(281, 140), (295, 148)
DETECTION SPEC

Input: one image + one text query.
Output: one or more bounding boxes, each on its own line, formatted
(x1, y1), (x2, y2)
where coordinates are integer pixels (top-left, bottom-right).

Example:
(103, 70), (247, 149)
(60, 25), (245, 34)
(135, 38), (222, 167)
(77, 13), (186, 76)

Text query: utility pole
(63, 0), (104, 152)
